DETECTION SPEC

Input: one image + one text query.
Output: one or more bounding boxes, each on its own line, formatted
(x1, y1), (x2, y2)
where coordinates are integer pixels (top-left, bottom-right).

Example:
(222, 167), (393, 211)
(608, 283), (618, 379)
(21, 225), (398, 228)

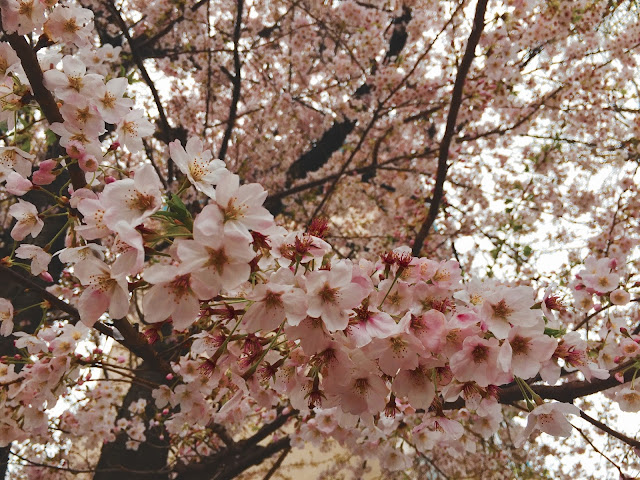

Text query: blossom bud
(39, 272), (53, 282)
(105, 176), (116, 184)
(109, 141), (121, 150)
(166, 373), (174, 380)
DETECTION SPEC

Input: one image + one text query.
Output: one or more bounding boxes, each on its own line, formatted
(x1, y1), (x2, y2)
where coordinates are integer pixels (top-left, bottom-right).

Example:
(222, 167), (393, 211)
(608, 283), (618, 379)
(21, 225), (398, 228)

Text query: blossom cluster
(1, 0), (640, 476)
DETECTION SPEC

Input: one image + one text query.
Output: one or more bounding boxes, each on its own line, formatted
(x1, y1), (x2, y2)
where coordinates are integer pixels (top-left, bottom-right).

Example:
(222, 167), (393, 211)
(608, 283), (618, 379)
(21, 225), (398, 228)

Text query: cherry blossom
(169, 138), (225, 198)
(15, 245), (51, 276)
(8, 200), (43, 241)
(306, 261), (369, 332)
(116, 109), (154, 153)
(73, 258), (130, 326)
(0, 299), (13, 337)
(516, 402), (580, 447)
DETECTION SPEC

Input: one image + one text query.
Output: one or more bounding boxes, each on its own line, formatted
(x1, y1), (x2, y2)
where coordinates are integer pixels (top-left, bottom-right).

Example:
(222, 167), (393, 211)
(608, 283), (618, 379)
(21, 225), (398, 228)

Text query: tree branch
(218, 0), (244, 163)
(3, 32), (86, 191)
(0, 264), (172, 377)
(579, 410), (640, 450)
(411, 0), (488, 256)
(106, 0), (174, 182)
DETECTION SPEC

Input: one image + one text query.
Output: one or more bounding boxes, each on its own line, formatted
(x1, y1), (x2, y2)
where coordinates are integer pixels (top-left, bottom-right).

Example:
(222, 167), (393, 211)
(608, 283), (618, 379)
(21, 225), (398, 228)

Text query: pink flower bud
(39, 271), (53, 282)
(104, 176), (116, 184)
(32, 159), (58, 185)
(109, 141), (121, 150)
(166, 373), (174, 380)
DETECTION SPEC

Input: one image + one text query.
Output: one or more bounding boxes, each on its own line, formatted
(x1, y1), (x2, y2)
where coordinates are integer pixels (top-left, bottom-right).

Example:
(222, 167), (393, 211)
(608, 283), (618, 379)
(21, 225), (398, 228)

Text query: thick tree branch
(3, 32), (86, 191)
(412, 0), (488, 256)
(308, 111), (380, 221)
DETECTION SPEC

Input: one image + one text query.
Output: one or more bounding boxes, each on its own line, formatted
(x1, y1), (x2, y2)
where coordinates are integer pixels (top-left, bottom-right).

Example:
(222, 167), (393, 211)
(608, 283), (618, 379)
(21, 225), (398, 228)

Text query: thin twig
(579, 410), (640, 450)
(262, 446), (291, 480)
(107, 0), (173, 182)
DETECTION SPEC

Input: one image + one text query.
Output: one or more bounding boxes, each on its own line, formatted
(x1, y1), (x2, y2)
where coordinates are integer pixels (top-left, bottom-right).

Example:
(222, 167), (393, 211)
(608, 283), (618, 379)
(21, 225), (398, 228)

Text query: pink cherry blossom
(169, 138), (226, 198)
(0, 146), (33, 182)
(116, 109), (154, 153)
(32, 159), (57, 186)
(8, 200), (44, 241)
(0, 299), (14, 337)
(101, 164), (163, 229)
(214, 170), (274, 240)
(516, 402), (580, 447)
(482, 286), (540, 339)
(5, 172), (32, 196)
(143, 264), (216, 330)
(306, 261), (369, 332)
(15, 245), (51, 276)
(74, 258), (130, 326)
(449, 336), (509, 387)
(176, 205), (255, 295)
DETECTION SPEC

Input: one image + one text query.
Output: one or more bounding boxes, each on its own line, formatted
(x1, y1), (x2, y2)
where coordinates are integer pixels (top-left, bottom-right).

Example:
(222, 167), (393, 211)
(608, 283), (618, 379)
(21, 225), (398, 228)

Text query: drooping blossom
(515, 402), (580, 447)
(15, 245), (52, 276)
(0, 299), (13, 337)
(8, 200), (44, 241)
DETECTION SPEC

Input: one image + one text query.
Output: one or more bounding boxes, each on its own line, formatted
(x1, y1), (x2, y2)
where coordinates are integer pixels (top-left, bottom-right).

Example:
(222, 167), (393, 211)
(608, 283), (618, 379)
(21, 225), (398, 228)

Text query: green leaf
(544, 327), (566, 338)
(45, 129), (58, 146)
